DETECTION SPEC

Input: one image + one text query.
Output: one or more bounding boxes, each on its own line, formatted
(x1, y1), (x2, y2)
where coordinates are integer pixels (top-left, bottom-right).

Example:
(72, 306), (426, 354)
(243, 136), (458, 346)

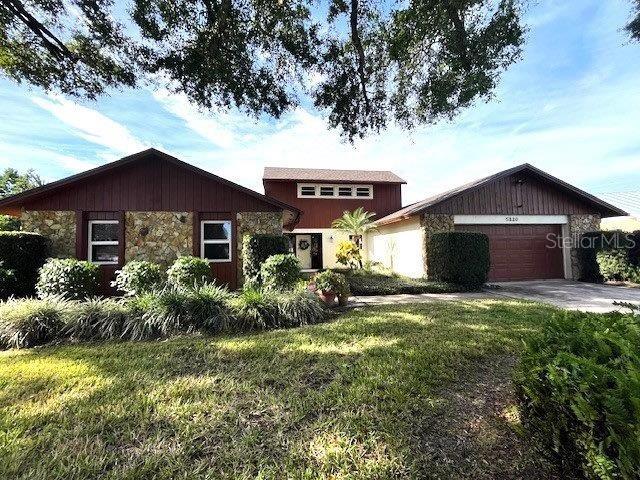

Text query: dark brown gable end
(0, 149), (300, 291)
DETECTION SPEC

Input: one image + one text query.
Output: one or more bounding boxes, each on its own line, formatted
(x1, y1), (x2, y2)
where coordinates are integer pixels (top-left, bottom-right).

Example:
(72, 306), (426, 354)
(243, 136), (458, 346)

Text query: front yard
(0, 300), (561, 479)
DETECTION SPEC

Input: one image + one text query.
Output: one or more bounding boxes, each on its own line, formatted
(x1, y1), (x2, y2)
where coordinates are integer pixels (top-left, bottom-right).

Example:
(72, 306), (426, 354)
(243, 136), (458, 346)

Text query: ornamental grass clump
(63, 297), (129, 340)
(276, 290), (326, 327)
(228, 288), (280, 331)
(0, 296), (69, 349)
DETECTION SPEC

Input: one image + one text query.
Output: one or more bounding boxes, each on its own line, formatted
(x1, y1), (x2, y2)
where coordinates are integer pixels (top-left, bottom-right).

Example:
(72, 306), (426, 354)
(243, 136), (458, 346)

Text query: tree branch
(443, 0), (470, 70)
(1, 0), (76, 62)
(349, 0), (370, 114)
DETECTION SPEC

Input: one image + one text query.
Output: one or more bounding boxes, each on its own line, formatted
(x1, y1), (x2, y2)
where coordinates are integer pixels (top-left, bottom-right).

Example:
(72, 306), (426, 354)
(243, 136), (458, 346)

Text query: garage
(455, 224), (565, 281)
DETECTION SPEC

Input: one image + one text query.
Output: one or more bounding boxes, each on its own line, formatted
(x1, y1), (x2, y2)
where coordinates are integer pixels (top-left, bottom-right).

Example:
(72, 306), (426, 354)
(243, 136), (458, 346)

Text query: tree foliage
(0, 0), (528, 139)
(628, 0), (640, 41)
(0, 168), (43, 198)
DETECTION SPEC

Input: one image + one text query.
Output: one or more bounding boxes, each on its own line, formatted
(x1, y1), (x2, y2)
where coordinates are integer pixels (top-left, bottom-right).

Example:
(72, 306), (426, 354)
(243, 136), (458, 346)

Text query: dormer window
(297, 183), (373, 199)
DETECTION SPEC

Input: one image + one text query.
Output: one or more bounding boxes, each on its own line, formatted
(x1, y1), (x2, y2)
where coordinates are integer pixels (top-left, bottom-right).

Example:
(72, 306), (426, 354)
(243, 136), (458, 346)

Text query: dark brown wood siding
(427, 171), (594, 215)
(23, 156), (281, 213)
(263, 180), (402, 228)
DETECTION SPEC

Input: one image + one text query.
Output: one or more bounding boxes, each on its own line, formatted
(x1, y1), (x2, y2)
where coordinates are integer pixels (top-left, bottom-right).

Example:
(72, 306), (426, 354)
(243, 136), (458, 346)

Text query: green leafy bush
(167, 256), (212, 289)
(514, 310), (640, 479)
(0, 232), (51, 296)
(242, 234), (290, 284)
(261, 253), (301, 291)
(427, 232), (489, 288)
(0, 266), (16, 300)
(0, 215), (20, 231)
(313, 270), (349, 295)
(112, 260), (165, 295)
(0, 297), (68, 348)
(36, 258), (100, 300)
(578, 230), (640, 283)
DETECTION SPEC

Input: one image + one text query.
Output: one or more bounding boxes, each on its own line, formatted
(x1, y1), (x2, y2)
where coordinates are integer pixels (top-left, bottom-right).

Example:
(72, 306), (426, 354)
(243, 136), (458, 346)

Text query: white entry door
(296, 234), (312, 269)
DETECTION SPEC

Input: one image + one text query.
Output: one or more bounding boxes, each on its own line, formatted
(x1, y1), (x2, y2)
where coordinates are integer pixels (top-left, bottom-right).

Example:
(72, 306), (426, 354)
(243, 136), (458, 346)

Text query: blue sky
(0, 0), (639, 207)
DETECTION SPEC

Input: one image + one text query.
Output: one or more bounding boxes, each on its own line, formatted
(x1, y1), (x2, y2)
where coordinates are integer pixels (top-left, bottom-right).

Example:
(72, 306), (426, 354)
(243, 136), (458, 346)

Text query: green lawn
(0, 300), (560, 479)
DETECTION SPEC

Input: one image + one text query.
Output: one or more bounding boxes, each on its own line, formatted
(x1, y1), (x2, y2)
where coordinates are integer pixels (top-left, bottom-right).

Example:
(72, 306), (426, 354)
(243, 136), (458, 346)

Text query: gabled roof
(263, 166), (406, 184)
(0, 148), (301, 219)
(375, 163), (628, 226)
(597, 191), (640, 218)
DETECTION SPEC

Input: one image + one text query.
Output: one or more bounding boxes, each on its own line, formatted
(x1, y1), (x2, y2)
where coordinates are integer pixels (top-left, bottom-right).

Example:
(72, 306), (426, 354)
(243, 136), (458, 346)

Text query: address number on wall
(505, 216), (519, 222)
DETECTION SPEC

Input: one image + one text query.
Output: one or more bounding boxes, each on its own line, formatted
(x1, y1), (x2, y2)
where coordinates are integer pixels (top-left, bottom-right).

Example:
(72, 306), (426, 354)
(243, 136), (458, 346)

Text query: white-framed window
(201, 220), (232, 263)
(297, 183), (373, 199)
(88, 220), (119, 265)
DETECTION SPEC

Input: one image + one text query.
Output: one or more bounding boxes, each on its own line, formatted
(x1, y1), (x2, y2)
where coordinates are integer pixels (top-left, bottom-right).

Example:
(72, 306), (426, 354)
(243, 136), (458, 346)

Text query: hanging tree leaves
(0, 0), (528, 139)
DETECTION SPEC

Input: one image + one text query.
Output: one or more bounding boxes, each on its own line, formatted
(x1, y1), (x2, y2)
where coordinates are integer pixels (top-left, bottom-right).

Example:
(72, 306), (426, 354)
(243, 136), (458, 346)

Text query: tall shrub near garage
(579, 230), (640, 283)
(242, 234), (290, 285)
(427, 232), (489, 288)
(0, 232), (51, 296)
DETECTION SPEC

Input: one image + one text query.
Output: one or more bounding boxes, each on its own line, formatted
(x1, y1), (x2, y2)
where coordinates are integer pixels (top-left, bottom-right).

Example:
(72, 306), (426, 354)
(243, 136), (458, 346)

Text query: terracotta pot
(318, 290), (336, 306)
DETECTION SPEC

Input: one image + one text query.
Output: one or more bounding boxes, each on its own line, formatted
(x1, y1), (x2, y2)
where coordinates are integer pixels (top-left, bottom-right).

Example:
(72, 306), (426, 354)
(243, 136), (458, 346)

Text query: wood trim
(75, 210), (85, 259)
(192, 211), (201, 256)
(118, 211), (125, 266)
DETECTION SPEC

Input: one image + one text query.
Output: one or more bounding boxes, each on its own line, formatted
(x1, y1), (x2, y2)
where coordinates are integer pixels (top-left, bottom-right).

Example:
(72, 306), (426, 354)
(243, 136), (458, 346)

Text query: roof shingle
(263, 167), (406, 184)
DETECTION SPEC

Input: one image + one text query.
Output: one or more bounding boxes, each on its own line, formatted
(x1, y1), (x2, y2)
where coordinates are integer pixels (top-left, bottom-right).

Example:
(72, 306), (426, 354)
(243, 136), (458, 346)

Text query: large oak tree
(2, 0), (629, 140)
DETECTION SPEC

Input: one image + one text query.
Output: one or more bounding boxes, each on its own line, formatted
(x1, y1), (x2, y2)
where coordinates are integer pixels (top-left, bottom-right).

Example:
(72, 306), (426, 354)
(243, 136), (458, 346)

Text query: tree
(628, 1), (640, 41)
(0, 168), (43, 198)
(331, 207), (377, 250)
(0, 0), (526, 139)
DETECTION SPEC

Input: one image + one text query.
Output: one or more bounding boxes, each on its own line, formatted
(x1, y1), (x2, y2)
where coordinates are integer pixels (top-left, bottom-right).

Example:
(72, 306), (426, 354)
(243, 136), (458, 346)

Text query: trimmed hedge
(167, 256), (212, 289)
(0, 232), (51, 296)
(242, 234), (290, 284)
(514, 310), (640, 479)
(577, 230), (640, 283)
(336, 269), (465, 295)
(112, 260), (165, 295)
(427, 232), (490, 288)
(36, 258), (100, 300)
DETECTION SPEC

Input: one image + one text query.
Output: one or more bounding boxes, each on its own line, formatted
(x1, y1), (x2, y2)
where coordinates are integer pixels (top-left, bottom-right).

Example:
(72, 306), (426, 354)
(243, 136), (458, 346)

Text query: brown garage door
(455, 224), (565, 281)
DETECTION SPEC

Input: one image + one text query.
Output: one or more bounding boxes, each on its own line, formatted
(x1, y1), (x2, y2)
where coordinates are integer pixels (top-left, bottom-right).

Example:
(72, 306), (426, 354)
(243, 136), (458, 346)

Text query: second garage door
(455, 224), (565, 281)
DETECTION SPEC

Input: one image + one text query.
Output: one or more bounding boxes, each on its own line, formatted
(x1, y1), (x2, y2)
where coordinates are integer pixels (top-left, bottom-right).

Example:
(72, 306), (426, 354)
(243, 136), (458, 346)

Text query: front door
(296, 234), (313, 269)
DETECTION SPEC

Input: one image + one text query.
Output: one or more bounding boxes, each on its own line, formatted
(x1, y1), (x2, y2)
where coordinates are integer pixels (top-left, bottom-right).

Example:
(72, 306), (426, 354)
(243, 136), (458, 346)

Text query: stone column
(421, 213), (455, 278)
(568, 214), (601, 280)
(20, 210), (76, 258)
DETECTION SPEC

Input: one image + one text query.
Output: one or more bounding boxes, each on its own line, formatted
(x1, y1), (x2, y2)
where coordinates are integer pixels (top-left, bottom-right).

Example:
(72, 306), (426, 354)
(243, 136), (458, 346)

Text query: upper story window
(297, 183), (373, 199)
(201, 220), (232, 262)
(88, 220), (119, 264)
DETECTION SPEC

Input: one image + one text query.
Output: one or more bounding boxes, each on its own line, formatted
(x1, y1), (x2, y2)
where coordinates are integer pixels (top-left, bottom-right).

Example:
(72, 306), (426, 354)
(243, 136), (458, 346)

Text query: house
(263, 167), (406, 270)
(0, 149), (300, 291)
(599, 191), (640, 232)
(365, 164), (627, 281)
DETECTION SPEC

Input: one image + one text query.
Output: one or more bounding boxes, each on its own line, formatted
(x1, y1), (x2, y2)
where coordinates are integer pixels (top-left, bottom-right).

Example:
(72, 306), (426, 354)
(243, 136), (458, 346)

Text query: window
(88, 220), (119, 264)
(338, 186), (353, 197)
(300, 185), (316, 196)
(319, 186), (335, 196)
(356, 186), (372, 197)
(201, 221), (232, 262)
(297, 183), (373, 199)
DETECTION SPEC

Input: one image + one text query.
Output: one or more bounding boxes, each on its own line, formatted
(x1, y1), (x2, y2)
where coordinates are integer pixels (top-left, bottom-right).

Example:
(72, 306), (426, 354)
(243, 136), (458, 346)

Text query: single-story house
(0, 148), (300, 291)
(366, 164), (627, 281)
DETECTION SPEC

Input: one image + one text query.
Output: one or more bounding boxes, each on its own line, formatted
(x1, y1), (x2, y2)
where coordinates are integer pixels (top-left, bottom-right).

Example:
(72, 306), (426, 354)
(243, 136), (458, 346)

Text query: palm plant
(331, 208), (377, 267)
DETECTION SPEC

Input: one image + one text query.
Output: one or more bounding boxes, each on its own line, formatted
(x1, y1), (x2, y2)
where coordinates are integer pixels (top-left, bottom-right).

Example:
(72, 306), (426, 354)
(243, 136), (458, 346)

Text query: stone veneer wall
(236, 211), (283, 284)
(568, 213), (601, 280)
(420, 213), (455, 277)
(20, 210), (76, 258)
(125, 212), (193, 265)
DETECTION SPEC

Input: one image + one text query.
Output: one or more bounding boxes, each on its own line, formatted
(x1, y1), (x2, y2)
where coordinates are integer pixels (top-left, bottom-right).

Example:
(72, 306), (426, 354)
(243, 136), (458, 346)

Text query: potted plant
(313, 270), (348, 306)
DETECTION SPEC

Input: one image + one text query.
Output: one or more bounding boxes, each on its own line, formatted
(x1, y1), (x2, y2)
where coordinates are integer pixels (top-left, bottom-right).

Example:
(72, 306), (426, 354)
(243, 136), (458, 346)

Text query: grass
(0, 300), (560, 479)
(339, 269), (465, 296)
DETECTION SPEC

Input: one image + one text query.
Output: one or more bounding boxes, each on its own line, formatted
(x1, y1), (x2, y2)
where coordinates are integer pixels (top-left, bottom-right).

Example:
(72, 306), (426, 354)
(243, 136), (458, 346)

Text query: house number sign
(505, 216), (519, 222)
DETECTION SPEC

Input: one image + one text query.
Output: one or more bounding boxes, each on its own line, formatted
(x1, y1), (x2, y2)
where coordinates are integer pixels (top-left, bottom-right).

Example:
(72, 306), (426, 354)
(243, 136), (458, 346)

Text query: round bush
(261, 254), (301, 291)
(36, 259), (100, 300)
(313, 270), (349, 296)
(112, 260), (165, 296)
(167, 256), (212, 289)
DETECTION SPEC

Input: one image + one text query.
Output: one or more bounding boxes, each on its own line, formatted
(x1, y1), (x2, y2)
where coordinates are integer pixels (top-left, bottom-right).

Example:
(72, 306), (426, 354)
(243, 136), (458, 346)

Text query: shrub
(0, 232), (50, 296)
(313, 270), (349, 296)
(228, 288), (280, 331)
(337, 269), (464, 296)
(578, 230), (640, 283)
(514, 310), (640, 479)
(0, 215), (20, 231)
(261, 254), (301, 291)
(276, 290), (326, 327)
(0, 266), (16, 300)
(427, 232), (489, 288)
(112, 260), (165, 295)
(335, 240), (362, 269)
(0, 297), (68, 349)
(167, 256), (212, 289)
(36, 258), (100, 300)
(63, 298), (129, 340)
(242, 234), (290, 284)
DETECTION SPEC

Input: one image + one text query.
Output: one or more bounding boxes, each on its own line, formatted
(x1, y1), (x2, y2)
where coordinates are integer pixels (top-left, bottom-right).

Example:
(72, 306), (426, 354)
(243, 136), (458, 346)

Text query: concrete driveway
(487, 279), (640, 313)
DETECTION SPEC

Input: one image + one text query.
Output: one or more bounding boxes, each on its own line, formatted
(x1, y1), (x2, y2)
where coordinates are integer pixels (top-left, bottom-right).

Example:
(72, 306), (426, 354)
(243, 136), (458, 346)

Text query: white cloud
(31, 95), (147, 155)
(53, 154), (98, 173)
